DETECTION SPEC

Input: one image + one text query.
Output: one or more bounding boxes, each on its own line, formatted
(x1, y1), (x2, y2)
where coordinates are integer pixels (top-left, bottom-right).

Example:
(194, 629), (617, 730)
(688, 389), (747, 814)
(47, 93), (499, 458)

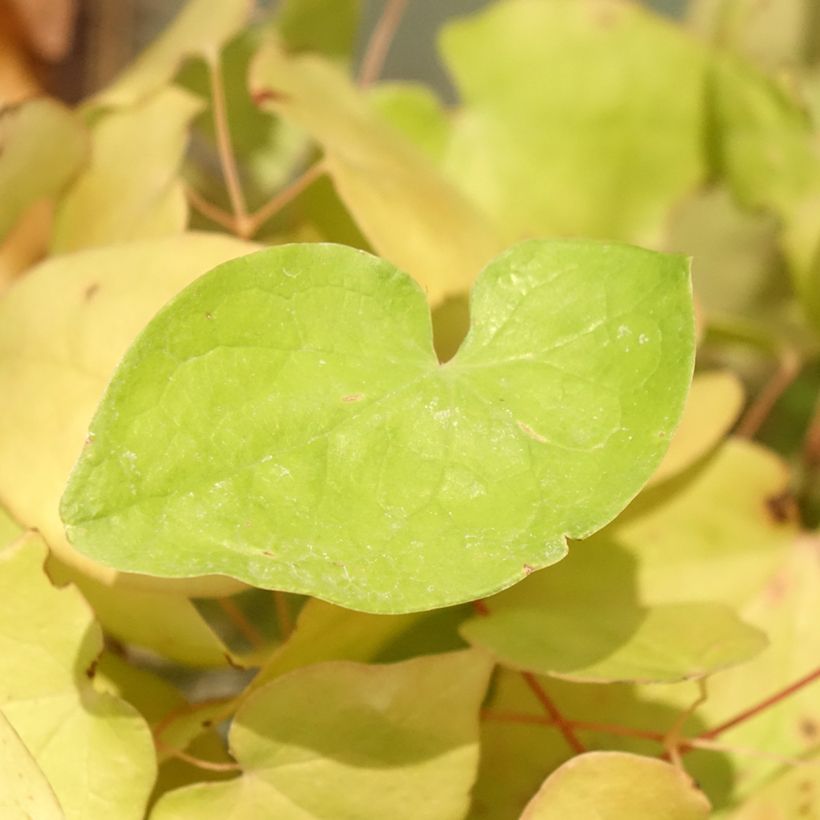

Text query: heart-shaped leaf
(61, 240), (694, 612)
(150, 651), (492, 820)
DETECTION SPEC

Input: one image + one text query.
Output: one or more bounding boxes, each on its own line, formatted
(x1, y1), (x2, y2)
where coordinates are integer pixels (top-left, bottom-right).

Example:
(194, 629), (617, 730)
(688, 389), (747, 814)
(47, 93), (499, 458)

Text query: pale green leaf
(439, 0), (707, 244)
(250, 40), (502, 304)
(0, 98), (86, 238)
(649, 370), (745, 485)
(0, 710), (64, 820)
(369, 82), (450, 163)
(52, 87), (202, 252)
(0, 232), (256, 591)
(61, 240), (694, 612)
(731, 748), (820, 819)
(520, 751), (711, 819)
(90, 0), (253, 109)
(151, 651), (492, 820)
(460, 536), (766, 683)
(0, 533), (156, 820)
(616, 438), (796, 606)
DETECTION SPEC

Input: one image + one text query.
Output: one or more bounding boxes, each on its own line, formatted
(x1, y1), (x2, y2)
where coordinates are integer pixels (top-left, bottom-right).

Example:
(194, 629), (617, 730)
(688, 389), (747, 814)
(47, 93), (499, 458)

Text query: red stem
(521, 672), (586, 754)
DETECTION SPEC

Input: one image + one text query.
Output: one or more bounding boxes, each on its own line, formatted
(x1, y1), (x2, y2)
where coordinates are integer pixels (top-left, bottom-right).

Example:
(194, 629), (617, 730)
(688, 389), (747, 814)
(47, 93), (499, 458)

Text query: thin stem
(155, 739), (242, 773)
(664, 679), (708, 769)
(358, 0), (409, 87)
(208, 56), (249, 233)
(521, 672), (586, 754)
(186, 186), (239, 233)
(246, 160), (326, 237)
(736, 342), (801, 438)
(694, 665), (820, 744)
(481, 709), (666, 743)
(217, 597), (266, 649)
(273, 591), (294, 640)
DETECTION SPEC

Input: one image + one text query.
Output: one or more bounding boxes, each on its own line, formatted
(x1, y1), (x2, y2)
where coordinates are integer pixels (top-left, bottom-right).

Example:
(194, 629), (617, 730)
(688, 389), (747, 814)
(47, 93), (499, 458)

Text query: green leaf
(0, 232), (256, 591)
(0, 98), (86, 239)
(250, 40), (502, 304)
(460, 536), (766, 684)
(0, 710), (64, 819)
(439, 0), (707, 244)
(276, 0), (361, 62)
(61, 239), (695, 612)
(616, 438), (796, 607)
(520, 751), (711, 819)
(90, 0), (253, 109)
(151, 651), (492, 820)
(649, 370), (745, 486)
(51, 87), (203, 252)
(0, 533), (156, 820)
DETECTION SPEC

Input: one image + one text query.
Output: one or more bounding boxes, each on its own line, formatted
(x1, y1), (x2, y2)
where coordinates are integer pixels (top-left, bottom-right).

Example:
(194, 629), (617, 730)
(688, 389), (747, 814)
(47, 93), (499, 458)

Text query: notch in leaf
(60, 240), (694, 612)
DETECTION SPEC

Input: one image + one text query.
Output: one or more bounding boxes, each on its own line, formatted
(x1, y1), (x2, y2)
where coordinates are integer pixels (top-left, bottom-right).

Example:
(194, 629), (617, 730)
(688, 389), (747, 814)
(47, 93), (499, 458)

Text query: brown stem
(273, 591), (294, 640)
(664, 679), (708, 769)
(481, 709), (667, 743)
(736, 342), (801, 439)
(358, 0), (409, 87)
(693, 665), (820, 745)
(246, 160), (326, 237)
(521, 672), (586, 754)
(217, 597), (266, 649)
(208, 56), (250, 234)
(155, 738), (241, 773)
(186, 186), (238, 233)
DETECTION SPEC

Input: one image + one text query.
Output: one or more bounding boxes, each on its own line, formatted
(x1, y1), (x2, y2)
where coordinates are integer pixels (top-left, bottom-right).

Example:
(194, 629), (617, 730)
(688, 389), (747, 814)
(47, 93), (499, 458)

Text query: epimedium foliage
(1, 0), (820, 818)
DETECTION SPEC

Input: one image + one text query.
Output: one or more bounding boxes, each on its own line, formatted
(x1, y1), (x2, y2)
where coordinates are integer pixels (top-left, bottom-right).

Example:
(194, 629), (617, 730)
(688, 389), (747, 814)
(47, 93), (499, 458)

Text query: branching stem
(358, 0), (409, 87)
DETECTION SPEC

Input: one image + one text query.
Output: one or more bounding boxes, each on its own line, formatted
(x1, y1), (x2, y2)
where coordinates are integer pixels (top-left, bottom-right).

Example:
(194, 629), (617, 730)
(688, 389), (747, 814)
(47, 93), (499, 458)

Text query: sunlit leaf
(250, 39), (502, 304)
(460, 537), (765, 683)
(51, 87), (202, 252)
(616, 438), (796, 606)
(151, 651), (492, 820)
(90, 0), (253, 109)
(649, 370), (744, 485)
(370, 82), (450, 162)
(689, 0), (809, 73)
(0, 97), (86, 239)
(520, 751), (710, 819)
(0, 710), (64, 819)
(0, 232), (256, 590)
(0, 533), (155, 820)
(439, 0), (707, 244)
(61, 240), (694, 612)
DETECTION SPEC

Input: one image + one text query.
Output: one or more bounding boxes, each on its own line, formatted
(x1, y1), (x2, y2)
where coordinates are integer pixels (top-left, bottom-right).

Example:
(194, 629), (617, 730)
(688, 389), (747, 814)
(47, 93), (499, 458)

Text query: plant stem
(245, 160), (326, 237)
(520, 672), (586, 754)
(692, 665), (820, 745)
(153, 696), (238, 740)
(186, 185), (238, 233)
(217, 597), (266, 649)
(358, 0), (409, 87)
(664, 679), (708, 769)
(155, 738), (242, 772)
(208, 55), (250, 235)
(273, 591), (294, 640)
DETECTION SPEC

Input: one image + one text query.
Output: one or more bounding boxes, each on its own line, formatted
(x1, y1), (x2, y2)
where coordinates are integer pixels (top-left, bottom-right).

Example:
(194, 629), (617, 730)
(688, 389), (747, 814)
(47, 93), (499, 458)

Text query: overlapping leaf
(439, 0), (708, 244)
(250, 39), (502, 304)
(151, 651), (492, 820)
(52, 87), (202, 252)
(61, 240), (694, 611)
(460, 536), (765, 684)
(520, 751), (711, 819)
(0, 534), (155, 819)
